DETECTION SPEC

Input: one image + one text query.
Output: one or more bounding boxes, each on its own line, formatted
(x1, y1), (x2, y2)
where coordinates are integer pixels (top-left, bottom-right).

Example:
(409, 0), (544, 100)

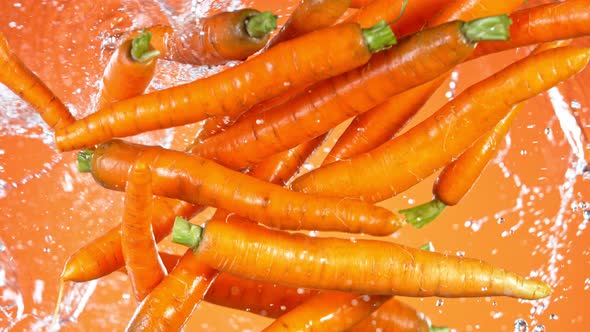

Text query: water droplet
(497, 217), (505, 224)
(570, 100), (581, 109)
(255, 118), (264, 125)
(532, 325), (545, 332)
(583, 210), (590, 221)
(514, 318), (528, 332)
(549, 314), (558, 320)
(435, 299), (444, 307)
(520, 149), (528, 156)
(42, 247), (50, 253)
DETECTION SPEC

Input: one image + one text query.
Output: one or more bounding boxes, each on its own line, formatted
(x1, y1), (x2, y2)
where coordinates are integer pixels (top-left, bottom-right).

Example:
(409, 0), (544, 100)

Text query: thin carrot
(348, 297), (433, 332)
(95, 29), (160, 111)
(173, 217), (552, 300)
(126, 249), (218, 331)
(54, 21), (396, 151)
(291, 46), (590, 203)
(191, 16), (512, 170)
(121, 160), (166, 301)
(146, 9), (277, 65)
(0, 31), (75, 130)
(83, 139), (406, 236)
(262, 292), (388, 332)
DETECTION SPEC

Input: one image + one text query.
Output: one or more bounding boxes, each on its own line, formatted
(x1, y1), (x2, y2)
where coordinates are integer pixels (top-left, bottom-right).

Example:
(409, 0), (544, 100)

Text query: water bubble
(549, 314), (558, 320)
(497, 217), (505, 224)
(570, 100), (582, 109)
(514, 318), (528, 332)
(583, 210), (590, 221)
(532, 325), (545, 332)
(435, 299), (444, 307)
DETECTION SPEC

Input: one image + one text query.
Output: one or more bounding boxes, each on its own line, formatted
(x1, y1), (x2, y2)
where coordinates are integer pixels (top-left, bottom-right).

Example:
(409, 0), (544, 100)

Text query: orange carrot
(126, 249), (218, 331)
(191, 16), (512, 170)
(262, 292), (388, 332)
(121, 160), (166, 301)
(95, 29), (160, 111)
(54, 21), (396, 151)
(0, 31), (75, 130)
(348, 297), (433, 332)
(291, 46), (590, 203)
(146, 9), (277, 65)
(349, 0), (373, 8)
(84, 139), (405, 236)
(173, 217), (551, 300)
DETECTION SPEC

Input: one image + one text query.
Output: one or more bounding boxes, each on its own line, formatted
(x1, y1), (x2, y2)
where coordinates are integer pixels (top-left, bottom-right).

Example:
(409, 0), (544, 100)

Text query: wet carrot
(348, 297), (432, 332)
(54, 21), (396, 151)
(191, 16), (511, 170)
(263, 292), (388, 332)
(84, 139), (406, 236)
(147, 9), (277, 65)
(349, 0), (373, 8)
(173, 217), (552, 300)
(0, 31), (75, 129)
(291, 46), (590, 203)
(121, 160), (166, 301)
(95, 29), (160, 111)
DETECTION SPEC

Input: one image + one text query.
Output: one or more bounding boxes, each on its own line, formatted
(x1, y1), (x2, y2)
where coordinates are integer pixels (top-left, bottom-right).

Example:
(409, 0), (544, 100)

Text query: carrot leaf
(430, 327), (450, 332)
(362, 20), (397, 53)
(77, 150), (94, 173)
(461, 14), (512, 42)
(172, 216), (203, 251)
(246, 11), (277, 38)
(400, 199), (446, 229)
(130, 28), (161, 63)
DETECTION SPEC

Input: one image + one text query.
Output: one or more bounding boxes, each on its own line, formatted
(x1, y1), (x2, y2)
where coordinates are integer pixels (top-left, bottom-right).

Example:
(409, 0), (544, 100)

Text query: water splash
(0, 238), (25, 327)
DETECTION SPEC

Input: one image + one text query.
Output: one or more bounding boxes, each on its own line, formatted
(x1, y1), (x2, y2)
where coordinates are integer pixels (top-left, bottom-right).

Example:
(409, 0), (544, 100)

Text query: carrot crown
(399, 198), (446, 229)
(77, 150), (94, 173)
(246, 11), (278, 38)
(460, 14), (512, 42)
(172, 216), (203, 250)
(130, 28), (161, 63)
(362, 20), (397, 53)
(430, 327), (450, 332)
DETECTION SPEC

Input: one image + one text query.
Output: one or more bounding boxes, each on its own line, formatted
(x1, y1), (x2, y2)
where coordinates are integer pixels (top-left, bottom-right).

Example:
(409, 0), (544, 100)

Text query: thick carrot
(84, 139), (406, 236)
(348, 297), (432, 332)
(147, 9), (277, 65)
(173, 217), (551, 300)
(349, 0), (373, 8)
(262, 292), (388, 332)
(121, 160), (166, 301)
(291, 46), (590, 203)
(0, 31), (75, 130)
(472, 0), (590, 59)
(126, 249), (218, 331)
(54, 21), (396, 151)
(95, 30), (160, 111)
(191, 16), (512, 170)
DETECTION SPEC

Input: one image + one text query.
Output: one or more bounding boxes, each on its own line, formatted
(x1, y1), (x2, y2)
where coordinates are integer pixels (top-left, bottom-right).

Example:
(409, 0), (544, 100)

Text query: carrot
(126, 249), (218, 331)
(118, 251), (181, 274)
(94, 29), (160, 111)
(146, 9), (277, 65)
(191, 16), (512, 170)
(0, 31), (75, 130)
(472, 0), (590, 59)
(54, 21), (396, 151)
(349, 0), (373, 8)
(83, 139), (406, 236)
(262, 292), (388, 332)
(324, 0), (526, 165)
(173, 217), (552, 300)
(348, 297), (433, 332)
(121, 159), (166, 301)
(291, 46), (590, 203)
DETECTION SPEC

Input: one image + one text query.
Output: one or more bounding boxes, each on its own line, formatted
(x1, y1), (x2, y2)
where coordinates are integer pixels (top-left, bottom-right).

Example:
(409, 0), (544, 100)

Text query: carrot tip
(246, 11), (277, 39)
(77, 150), (94, 173)
(362, 20), (397, 53)
(172, 216), (203, 250)
(130, 28), (160, 63)
(461, 14), (512, 42)
(400, 199), (446, 229)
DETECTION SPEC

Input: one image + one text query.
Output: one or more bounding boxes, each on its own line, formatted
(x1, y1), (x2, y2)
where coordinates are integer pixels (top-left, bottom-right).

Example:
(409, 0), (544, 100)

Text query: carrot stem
(431, 327), (450, 332)
(172, 217), (202, 250)
(460, 14), (512, 42)
(362, 20), (397, 52)
(77, 150), (94, 173)
(400, 199), (446, 229)
(419, 242), (434, 251)
(246, 11), (278, 38)
(130, 29), (161, 63)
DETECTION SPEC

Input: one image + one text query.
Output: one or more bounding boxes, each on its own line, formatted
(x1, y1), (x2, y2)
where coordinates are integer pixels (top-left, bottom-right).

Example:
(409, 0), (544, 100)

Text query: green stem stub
(130, 28), (161, 63)
(430, 327), (450, 332)
(362, 20), (397, 53)
(461, 14), (512, 42)
(400, 199), (446, 229)
(172, 216), (203, 251)
(77, 150), (94, 173)
(419, 241), (434, 251)
(246, 11), (277, 38)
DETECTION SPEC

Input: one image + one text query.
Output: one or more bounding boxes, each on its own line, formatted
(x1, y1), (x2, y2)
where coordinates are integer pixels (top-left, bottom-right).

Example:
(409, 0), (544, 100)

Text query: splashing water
(0, 239), (25, 327)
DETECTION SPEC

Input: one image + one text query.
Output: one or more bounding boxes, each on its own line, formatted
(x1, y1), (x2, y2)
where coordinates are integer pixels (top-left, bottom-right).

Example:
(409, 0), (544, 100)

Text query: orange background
(0, 0), (589, 331)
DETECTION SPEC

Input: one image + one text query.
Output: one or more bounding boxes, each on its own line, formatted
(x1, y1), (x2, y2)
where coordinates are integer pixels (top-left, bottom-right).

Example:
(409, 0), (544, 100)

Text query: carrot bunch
(2, 0), (590, 330)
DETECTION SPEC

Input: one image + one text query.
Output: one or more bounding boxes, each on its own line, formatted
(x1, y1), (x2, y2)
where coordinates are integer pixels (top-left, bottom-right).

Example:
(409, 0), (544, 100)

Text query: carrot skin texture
(190, 218), (551, 299)
(147, 9), (273, 65)
(54, 22), (381, 151)
(0, 32), (75, 129)
(348, 297), (430, 332)
(291, 47), (590, 202)
(126, 249), (218, 331)
(263, 292), (388, 332)
(90, 140), (405, 236)
(347, 0), (448, 30)
(121, 161), (166, 301)
(193, 21), (480, 170)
